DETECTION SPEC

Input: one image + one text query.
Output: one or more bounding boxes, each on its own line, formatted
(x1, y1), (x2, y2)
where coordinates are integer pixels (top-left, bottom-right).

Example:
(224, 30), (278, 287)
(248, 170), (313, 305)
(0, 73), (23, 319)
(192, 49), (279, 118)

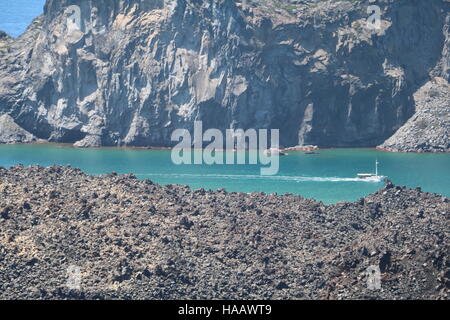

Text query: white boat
(357, 160), (386, 182)
(263, 148), (288, 156)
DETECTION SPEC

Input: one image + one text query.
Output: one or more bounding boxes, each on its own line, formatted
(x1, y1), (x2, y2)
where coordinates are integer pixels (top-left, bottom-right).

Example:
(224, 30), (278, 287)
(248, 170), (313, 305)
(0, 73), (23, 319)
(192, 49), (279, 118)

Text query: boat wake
(138, 173), (384, 183)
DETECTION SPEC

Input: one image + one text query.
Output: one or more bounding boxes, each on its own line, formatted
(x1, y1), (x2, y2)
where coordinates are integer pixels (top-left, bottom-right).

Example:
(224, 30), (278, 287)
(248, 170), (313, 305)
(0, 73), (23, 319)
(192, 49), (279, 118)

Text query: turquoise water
(0, 144), (448, 204)
(1, 4), (448, 204)
(0, 0), (45, 37)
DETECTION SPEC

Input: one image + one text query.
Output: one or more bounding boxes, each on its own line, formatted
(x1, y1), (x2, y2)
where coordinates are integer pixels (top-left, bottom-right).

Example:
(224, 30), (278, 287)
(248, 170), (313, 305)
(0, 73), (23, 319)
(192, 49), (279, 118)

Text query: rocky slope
(0, 165), (448, 300)
(0, 0), (449, 147)
(378, 78), (450, 153)
(0, 114), (36, 144)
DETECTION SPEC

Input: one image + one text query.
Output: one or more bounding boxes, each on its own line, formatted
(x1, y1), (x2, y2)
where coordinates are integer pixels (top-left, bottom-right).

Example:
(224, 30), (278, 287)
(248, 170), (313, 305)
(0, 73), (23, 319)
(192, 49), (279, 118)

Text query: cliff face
(378, 78), (450, 153)
(0, 0), (449, 147)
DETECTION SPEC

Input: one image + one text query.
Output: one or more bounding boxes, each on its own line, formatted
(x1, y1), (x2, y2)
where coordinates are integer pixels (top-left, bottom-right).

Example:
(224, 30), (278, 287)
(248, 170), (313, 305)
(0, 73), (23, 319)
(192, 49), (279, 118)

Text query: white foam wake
(137, 173), (383, 183)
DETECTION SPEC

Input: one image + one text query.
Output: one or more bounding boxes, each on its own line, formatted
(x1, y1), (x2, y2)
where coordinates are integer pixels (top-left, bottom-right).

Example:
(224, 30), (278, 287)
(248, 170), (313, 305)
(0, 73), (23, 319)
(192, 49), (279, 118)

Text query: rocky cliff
(378, 77), (450, 152)
(0, 0), (449, 148)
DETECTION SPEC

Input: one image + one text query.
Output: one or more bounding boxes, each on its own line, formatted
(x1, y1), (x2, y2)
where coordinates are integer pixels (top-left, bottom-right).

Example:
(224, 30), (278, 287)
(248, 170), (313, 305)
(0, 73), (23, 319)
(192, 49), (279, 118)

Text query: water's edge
(1, 144), (449, 204)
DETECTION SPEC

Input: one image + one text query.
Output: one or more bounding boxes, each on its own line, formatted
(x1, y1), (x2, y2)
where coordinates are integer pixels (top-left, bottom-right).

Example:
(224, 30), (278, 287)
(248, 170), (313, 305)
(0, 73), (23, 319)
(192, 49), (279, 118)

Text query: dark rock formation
(0, 165), (448, 299)
(0, 114), (36, 144)
(0, 0), (449, 148)
(378, 77), (450, 152)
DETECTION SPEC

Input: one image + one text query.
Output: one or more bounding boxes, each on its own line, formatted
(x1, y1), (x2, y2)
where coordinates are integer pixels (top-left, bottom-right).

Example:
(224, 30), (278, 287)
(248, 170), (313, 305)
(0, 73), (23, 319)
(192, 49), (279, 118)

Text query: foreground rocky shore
(0, 166), (448, 300)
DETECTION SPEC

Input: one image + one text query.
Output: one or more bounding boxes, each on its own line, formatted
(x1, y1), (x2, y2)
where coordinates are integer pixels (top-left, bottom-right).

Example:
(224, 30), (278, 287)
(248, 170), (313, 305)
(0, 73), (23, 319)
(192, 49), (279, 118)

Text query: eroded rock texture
(0, 0), (449, 147)
(0, 114), (36, 144)
(379, 78), (450, 152)
(0, 166), (448, 299)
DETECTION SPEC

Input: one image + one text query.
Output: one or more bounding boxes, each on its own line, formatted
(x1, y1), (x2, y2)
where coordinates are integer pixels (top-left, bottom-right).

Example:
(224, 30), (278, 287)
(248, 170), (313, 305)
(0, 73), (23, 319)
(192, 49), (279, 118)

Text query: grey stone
(378, 78), (450, 153)
(0, 114), (36, 144)
(0, 0), (448, 148)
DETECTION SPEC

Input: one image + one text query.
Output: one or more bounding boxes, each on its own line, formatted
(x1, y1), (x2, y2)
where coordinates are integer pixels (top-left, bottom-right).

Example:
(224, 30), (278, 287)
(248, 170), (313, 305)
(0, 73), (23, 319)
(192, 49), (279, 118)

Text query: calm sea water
(0, 0), (45, 37)
(0, 4), (449, 203)
(0, 144), (448, 204)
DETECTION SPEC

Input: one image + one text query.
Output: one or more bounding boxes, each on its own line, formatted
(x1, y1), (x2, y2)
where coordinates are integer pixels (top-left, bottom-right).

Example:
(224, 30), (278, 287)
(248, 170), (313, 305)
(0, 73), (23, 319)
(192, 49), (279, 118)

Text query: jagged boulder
(73, 134), (102, 148)
(0, 114), (36, 144)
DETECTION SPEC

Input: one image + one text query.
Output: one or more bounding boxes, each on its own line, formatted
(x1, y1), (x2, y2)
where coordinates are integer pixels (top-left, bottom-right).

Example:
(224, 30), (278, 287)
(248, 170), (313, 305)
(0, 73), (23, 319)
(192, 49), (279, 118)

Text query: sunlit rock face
(378, 78), (450, 153)
(0, 0), (449, 147)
